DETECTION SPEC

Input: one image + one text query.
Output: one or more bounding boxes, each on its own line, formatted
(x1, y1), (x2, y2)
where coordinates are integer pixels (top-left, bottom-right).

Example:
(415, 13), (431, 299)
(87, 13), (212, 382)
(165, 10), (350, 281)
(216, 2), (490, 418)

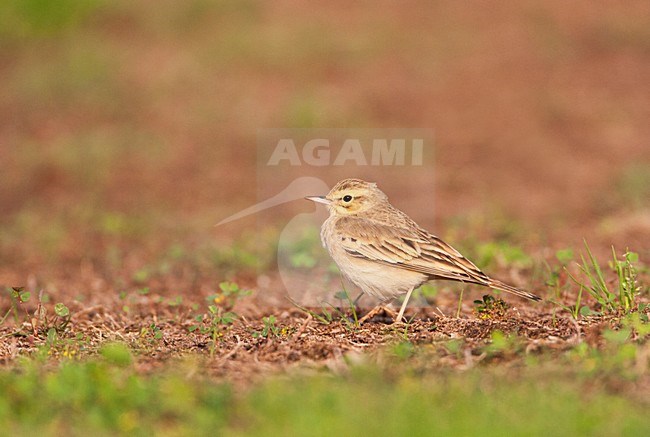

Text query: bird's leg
(395, 287), (415, 324)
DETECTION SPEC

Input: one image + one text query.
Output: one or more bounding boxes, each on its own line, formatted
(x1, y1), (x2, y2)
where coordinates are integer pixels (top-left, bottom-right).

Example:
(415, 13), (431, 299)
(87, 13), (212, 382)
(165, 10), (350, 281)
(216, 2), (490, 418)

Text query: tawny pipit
(306, 178), (541, 323)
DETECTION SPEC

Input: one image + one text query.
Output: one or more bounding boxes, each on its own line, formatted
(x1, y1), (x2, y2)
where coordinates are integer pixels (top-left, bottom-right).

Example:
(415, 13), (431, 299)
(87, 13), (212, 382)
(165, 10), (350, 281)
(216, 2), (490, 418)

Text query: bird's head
(305, 178), (388, 216)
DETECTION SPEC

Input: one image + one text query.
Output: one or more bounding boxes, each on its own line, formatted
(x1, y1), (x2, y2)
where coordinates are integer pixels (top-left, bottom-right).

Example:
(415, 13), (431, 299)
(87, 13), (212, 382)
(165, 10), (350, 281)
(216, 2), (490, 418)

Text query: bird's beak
(305, 196), (331, 205)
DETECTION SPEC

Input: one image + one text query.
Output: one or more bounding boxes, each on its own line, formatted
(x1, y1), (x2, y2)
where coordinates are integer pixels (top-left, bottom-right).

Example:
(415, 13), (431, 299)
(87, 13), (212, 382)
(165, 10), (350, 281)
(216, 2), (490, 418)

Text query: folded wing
(335, 217), (490, 285)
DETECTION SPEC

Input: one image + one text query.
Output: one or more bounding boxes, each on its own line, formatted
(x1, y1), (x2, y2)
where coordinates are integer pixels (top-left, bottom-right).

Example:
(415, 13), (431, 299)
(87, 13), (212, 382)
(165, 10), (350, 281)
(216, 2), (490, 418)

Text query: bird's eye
(342, 195), (353, 202)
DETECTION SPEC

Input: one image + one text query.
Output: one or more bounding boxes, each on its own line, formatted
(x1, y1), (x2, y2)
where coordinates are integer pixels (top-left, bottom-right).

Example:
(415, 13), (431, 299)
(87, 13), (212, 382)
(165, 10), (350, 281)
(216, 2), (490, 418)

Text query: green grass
(569, 242), (642, 315)
(0, 351), (231, 436)
(245, 370), (646, 437)
(0, 343), (648, 436)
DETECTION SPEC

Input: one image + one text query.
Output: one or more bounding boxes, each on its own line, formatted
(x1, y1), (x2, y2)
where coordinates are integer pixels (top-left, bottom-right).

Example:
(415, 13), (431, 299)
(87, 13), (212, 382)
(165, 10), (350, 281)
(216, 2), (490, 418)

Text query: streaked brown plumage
(306, 178), (541, 323)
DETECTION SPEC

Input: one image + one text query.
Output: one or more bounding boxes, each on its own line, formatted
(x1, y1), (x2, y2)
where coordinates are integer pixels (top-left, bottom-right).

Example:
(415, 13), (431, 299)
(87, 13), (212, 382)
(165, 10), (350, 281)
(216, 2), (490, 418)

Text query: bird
(305, 178), (541, 323)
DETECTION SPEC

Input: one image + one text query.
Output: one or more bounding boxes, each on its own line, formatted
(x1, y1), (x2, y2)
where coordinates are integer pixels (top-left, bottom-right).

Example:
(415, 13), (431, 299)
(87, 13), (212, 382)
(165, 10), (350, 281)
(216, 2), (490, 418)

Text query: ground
(0, 1), (649, 434)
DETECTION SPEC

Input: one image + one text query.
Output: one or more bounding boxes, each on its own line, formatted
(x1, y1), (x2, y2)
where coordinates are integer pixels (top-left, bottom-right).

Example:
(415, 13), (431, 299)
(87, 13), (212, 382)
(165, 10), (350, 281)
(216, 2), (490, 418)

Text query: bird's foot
(358, 305), (400, 324)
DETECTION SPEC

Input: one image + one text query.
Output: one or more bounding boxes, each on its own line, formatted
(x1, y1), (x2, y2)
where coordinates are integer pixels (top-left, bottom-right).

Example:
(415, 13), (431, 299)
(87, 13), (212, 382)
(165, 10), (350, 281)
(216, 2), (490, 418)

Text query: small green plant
(473, 295), (509, 320)
(50, 301), (71, 331)
(189, 282), (248, 356)
(189, 304), (238, 357)
(3, 287), (31, 327)
(39, 300), (73, 355)
(333, 288), (359, 326)
(568, 242), (641, 314)
(610, 248), (640, 313)
(253, 315), (281, 339)
(2, 288), (72, 337)
(139, 323), (164, 344)
(209, 281), (252, 309)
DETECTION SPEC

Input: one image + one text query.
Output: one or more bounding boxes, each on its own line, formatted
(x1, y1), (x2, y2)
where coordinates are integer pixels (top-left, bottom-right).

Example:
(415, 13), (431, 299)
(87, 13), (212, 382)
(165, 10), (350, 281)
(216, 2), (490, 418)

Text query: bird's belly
(321, 216), (428, 300)
(338, 259), (427, 301)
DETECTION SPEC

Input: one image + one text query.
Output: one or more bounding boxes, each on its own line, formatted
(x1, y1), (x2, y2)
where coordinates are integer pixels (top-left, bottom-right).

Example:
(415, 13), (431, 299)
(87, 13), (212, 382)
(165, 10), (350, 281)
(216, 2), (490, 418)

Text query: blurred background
(1, 1), (649, 305)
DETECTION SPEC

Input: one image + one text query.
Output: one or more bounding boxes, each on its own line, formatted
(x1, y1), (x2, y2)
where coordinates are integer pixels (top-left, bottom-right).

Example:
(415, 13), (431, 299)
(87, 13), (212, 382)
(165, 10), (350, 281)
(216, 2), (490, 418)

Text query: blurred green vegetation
(1, 338), (648, 436)
(0, 0), (106, 40)
(443, 211), (536, 270)
(616, 163), (650, 210)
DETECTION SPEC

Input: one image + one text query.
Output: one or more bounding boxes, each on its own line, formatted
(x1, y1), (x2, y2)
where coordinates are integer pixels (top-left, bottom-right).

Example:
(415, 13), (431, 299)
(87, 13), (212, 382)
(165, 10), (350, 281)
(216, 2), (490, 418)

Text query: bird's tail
(486, 279), (541, 301)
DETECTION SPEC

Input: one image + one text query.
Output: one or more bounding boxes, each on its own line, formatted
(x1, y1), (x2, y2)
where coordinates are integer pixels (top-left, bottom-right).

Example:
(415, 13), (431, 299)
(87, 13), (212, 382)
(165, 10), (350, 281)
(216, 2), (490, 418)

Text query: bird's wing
(335, 217), (489, 284)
